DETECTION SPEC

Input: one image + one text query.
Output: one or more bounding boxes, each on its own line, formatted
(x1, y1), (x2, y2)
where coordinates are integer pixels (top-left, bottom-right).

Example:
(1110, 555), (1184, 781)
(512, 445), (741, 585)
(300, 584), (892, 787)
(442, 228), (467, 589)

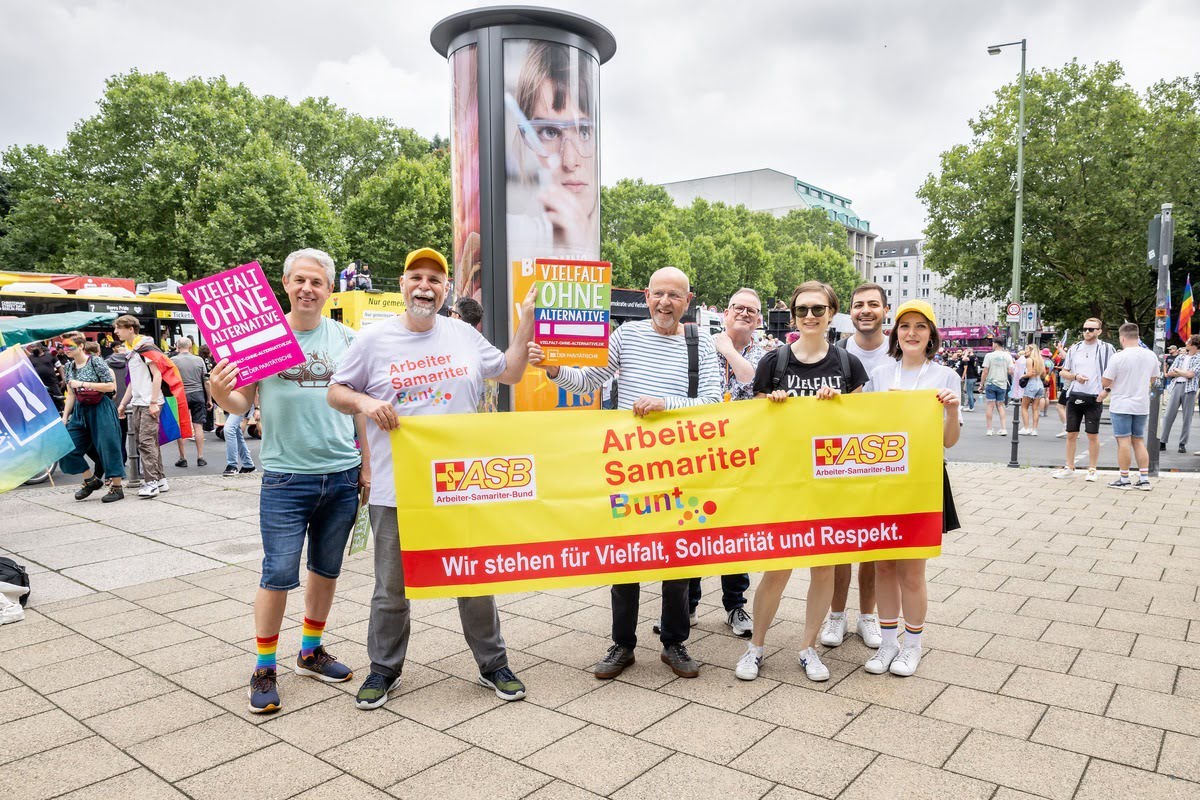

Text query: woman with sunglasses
(59, 332), (126, 503)
(735, 281), (869, 682)
(862, 300), (961, 677)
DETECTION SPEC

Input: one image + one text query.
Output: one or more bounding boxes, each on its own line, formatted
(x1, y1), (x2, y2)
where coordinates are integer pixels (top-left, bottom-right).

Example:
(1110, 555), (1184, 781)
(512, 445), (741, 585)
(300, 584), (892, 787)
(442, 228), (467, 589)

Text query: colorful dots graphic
(703, 501), (717, 515)
(688, 497), (699, 508)
(683, 511), (693, 520)
(697, 515), (707, 523)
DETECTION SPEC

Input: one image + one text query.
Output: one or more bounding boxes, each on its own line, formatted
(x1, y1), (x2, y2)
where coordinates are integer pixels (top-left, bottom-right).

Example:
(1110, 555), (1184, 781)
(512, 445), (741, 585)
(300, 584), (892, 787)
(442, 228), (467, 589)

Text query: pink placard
(180, 261), (304, 387)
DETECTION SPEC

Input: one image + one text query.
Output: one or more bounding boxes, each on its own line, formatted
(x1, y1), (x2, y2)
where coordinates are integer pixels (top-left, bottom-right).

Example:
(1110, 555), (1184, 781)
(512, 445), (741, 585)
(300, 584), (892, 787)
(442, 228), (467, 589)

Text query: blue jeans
(258, 467), (361, 590)
(225, 410), (254, 469)
(1110, 412), (1147, 439)
(963, 378), (977, 409)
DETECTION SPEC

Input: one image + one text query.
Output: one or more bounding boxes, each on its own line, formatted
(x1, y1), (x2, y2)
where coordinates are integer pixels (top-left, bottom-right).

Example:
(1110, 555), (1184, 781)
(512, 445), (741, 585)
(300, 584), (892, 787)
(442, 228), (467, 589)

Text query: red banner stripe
(400, 512), (942, 588)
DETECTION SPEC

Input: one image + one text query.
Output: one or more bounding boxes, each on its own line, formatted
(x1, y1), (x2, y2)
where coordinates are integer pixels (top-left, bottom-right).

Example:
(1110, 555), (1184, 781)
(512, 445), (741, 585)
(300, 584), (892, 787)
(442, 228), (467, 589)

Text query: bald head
(649, 267), (691, 293)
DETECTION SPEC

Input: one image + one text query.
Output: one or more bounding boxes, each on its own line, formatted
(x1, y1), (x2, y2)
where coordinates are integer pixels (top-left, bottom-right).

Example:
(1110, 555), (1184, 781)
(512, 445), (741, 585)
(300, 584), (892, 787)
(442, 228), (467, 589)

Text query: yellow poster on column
(391, 391), (945, 599)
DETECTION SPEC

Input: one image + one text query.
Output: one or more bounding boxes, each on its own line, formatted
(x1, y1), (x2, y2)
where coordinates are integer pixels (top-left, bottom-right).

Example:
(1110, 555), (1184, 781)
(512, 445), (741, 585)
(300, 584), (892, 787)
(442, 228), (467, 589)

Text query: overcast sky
(4, 0), (1199, 239)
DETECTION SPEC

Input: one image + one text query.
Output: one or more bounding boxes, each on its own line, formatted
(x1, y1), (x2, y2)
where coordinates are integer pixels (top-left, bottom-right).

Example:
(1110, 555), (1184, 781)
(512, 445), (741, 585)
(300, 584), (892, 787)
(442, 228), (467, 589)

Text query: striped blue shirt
(551, 320), (722, 409)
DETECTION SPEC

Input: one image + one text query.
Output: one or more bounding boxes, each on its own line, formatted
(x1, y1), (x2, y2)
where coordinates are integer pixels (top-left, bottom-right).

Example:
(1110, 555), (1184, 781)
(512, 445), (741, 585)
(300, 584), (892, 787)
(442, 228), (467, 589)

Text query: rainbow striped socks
(904, 622), (924, 650)
(880, 617), (899, 648)
(300, 617), (326, 658)
(256, 634), (278, 672)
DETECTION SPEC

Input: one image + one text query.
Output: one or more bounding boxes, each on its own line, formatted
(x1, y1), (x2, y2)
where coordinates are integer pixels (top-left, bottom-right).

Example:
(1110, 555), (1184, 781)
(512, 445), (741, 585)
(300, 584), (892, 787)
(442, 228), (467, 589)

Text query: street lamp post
(988, 38), (1027, 350)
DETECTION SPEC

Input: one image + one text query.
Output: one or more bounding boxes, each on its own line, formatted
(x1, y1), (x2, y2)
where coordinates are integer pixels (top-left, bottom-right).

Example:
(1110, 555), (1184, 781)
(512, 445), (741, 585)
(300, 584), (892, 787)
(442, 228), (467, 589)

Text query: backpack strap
(835, 337), (849, 350)
(833, 345), (852, 389)
(684, 323), (699, 399)
(771, 344), (790, 391)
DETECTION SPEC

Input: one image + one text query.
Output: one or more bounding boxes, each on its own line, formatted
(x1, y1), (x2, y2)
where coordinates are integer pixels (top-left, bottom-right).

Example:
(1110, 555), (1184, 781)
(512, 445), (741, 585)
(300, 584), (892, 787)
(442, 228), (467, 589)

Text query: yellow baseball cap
(892, 299), (937, 327)
(403, 247), (449, 273)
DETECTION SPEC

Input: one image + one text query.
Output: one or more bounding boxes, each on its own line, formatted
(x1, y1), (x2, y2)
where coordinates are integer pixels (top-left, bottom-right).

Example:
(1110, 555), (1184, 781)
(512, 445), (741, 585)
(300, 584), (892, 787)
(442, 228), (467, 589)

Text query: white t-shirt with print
(867, 360), (963, 427)
(844, 337), (894, 390)
(331, 315), (506, 507)
(1102, 346), (1160, 415)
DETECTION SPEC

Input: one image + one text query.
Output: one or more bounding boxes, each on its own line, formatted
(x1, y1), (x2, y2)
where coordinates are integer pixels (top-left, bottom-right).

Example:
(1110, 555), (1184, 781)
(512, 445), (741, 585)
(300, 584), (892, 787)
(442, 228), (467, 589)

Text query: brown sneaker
(593, 644), (635, 679)
(661, 643), (700, 678)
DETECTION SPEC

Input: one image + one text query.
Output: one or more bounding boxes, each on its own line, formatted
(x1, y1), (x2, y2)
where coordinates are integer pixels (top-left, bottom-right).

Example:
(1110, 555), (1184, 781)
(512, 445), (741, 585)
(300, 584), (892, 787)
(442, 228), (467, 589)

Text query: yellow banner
(391, 392), (945, 598)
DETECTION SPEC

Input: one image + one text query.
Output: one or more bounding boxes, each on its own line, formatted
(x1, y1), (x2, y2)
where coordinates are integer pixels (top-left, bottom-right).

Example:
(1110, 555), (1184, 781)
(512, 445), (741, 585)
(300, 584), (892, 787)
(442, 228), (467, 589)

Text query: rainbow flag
(0, 345), (76, 493)
(1178, 275), (1194, 341)
(128, 336), (193, 445)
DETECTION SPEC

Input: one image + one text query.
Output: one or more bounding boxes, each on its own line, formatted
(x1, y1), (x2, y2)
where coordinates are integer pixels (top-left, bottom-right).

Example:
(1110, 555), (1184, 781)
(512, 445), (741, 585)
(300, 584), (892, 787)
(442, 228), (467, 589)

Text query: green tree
(920, 60), (1200, 334)
(341, 153), (453, 283)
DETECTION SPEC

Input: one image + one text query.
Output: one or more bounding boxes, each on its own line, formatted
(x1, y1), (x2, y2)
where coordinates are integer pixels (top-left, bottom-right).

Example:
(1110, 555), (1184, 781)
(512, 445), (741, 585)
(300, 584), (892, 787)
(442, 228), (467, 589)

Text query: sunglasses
(793, 305), (829, 318)
(1082, 326), (1100, 332)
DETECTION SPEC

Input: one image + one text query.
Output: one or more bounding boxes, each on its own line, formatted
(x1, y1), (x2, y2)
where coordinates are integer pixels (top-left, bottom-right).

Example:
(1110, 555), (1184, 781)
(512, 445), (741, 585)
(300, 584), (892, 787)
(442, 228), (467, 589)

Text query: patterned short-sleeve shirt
(719, 340), (766, 401)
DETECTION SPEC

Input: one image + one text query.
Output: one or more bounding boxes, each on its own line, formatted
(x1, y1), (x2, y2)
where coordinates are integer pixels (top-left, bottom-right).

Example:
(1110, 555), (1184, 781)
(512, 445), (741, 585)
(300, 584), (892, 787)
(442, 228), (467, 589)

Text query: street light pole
(989, 38), (1027, 350)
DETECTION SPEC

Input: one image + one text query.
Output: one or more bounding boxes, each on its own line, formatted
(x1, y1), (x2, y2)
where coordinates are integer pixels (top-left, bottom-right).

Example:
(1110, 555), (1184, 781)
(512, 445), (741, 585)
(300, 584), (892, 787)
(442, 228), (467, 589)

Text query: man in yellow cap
(328, 247), (538, 709)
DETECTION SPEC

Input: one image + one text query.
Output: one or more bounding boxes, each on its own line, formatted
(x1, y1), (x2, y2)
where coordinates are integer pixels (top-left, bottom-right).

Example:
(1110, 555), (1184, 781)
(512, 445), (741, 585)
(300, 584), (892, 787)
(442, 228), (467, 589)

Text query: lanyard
(894, 360), (931, 390)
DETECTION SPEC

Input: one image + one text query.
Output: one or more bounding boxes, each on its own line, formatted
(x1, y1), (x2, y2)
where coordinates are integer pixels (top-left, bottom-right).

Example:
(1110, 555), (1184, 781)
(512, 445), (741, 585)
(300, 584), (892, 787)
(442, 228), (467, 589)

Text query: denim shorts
(1110, 412), (1147, 439)
(1022, 380), (1044, 400)
(984, 384), (1008, 402)
(259, 466), (361, 590)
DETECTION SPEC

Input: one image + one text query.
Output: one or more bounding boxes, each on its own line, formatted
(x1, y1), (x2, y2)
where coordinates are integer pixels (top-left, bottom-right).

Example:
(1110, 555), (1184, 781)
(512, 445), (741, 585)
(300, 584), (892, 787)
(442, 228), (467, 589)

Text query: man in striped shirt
(1160, 334), (1200, 453)
(534, 266), (721, 680)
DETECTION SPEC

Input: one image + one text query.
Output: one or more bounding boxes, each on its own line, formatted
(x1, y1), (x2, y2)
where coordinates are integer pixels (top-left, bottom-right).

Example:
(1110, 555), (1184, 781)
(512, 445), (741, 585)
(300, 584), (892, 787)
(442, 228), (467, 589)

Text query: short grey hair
(175, 336), (192, 350)
(283, 248), (336, 286)
(728, 287), (761, 306)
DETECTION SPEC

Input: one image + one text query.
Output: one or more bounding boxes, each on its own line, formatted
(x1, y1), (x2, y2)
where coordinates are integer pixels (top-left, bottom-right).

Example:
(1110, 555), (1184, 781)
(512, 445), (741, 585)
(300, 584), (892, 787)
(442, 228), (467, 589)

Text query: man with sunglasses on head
(534, 266), (721, 680)
(820, 283), (892, 651)
(1053, 318), (1116, 481)
(679, 287), (766, 638)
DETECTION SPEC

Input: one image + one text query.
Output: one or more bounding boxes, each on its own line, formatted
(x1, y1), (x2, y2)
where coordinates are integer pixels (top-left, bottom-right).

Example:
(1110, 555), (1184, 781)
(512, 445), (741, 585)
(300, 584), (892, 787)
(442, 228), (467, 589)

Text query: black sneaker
(593, 644), (636, 679)
(1134, 478), (1152, 491)
(661, 643), (700, 678)
(74, 476), (103, 500)
(479, 666), (526, 701)
(197, 458), (207, 467)
(248, 667), (280, 714)
(222, 466), (238, 477)
(1160, 442), (1168, 451)
(1179, 446), (1187, 454)
(294, 646), (353, 683)
(101, 486), (125, 503)
(355, 671), (401, 710)
(175, 458), (188, 468)
(239, 465), (256, 474)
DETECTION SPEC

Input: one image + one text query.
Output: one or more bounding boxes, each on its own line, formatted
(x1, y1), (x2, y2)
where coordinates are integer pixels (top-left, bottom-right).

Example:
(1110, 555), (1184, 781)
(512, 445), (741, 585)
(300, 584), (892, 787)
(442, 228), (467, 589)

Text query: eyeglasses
(520, 119), (595, 157)
(1082, 326), (1100, 332)
(648, 290), (688, 302)
(793, 305), (829, 318)
(727, 303), (760, 316)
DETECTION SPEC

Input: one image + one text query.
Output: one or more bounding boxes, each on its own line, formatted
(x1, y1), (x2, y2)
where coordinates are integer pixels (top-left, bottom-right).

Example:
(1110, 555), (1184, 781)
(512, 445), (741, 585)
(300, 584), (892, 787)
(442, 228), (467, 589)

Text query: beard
(408, 302), (437, 320)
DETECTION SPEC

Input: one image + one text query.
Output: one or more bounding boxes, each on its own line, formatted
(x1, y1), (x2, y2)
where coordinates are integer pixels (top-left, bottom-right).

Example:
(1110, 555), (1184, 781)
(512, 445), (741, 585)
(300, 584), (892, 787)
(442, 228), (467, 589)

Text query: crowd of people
(31, 246), (1174, 715)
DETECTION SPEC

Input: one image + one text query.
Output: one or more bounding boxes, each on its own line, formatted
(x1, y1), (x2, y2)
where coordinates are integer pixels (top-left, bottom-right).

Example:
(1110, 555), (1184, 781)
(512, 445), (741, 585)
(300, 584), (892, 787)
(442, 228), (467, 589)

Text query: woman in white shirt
(863, 300), (961, 678)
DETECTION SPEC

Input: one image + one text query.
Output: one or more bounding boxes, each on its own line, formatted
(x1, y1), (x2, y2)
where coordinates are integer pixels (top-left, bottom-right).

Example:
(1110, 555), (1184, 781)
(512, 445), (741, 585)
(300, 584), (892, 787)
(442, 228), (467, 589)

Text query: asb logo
(431, 455), (536, 505)
(813, 433), (909, 478)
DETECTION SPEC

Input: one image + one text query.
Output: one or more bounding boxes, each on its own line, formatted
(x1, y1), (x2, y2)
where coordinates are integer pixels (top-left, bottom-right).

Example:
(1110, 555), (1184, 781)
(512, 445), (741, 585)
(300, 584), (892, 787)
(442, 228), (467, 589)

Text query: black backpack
(0, 557), (30, 607)
(771, 342), (852, 392)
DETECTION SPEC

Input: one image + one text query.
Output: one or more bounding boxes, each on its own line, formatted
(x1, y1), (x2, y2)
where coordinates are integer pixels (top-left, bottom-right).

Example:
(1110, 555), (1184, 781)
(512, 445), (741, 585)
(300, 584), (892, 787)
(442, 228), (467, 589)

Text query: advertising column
(432, 7), (616, 412)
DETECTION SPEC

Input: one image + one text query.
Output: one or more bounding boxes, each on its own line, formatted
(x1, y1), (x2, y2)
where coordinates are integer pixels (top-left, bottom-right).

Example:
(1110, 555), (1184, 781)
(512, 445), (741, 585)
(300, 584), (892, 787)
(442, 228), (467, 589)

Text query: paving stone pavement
(1, 464), (1198, 799)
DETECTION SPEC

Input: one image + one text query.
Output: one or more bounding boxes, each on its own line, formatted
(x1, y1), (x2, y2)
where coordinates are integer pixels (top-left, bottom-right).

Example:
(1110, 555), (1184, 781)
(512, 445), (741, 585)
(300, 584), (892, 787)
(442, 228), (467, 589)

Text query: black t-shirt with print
(751, 345), (869, 397)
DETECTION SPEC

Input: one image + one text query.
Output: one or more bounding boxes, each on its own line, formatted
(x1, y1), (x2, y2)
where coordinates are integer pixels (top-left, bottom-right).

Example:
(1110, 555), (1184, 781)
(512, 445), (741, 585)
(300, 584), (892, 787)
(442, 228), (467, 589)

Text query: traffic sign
(1020, 303), (1040, 333)
(1005, 302), (1021, 322)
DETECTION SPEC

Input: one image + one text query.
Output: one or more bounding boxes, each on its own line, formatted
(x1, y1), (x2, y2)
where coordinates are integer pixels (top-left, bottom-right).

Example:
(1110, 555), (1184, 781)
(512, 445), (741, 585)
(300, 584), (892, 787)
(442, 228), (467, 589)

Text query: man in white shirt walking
(1053, 318), (1116, 482)
(1102, 323), (1160, 489)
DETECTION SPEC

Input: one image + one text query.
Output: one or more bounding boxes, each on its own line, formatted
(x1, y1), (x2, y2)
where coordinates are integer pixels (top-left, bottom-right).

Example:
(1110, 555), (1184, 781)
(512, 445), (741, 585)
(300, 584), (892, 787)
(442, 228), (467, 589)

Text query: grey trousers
(1160, 384), (1196, 448)
(367, 505), (508, 679)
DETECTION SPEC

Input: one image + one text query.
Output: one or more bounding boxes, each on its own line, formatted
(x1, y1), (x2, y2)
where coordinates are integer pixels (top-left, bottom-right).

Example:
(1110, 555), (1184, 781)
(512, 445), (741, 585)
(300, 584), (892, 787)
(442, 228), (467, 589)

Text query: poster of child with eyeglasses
(504, 39), (600, 268)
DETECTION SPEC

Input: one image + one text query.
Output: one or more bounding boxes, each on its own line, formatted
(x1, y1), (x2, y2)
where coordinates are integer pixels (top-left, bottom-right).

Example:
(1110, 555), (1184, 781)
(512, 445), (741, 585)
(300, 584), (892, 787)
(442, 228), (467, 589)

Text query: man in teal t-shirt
(209, 249), (368, 715)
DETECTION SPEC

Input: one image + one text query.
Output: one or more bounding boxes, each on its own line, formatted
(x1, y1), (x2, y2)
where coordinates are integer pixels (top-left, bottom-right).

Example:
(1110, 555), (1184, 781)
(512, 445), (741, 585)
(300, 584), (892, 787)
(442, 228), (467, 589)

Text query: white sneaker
(727, 607), (753, 637)
(819, 615), (847, 647)
(1030, 430), (1039, 436)
(1051, 468), (1075, 479)
(157, 479), (169, 492)
(986, 429), (994, 436)
(1018, 427), (1030, 435)
(864, 643), (899, 674)
(1056, 430), (1068, 438)
(735, 647), (763, 681)
(856, 614), (882, 648)
(1134, 478), (1152, 492)
(889, 645), (922, 677)
(1085, 470), (1098, 482)
(138, 480), (160, 498)
(0, 600), (25, 625)
(798, 647), (830, 681)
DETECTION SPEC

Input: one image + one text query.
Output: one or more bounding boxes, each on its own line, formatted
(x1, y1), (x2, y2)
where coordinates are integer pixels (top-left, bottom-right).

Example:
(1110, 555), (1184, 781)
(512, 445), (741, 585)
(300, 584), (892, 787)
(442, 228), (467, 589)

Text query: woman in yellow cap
(861, 299), (961, 677)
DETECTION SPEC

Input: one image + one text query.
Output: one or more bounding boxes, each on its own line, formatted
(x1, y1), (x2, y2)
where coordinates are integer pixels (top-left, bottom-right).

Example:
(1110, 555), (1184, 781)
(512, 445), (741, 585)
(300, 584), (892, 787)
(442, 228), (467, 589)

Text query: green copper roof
(792, 179), (870, 232)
